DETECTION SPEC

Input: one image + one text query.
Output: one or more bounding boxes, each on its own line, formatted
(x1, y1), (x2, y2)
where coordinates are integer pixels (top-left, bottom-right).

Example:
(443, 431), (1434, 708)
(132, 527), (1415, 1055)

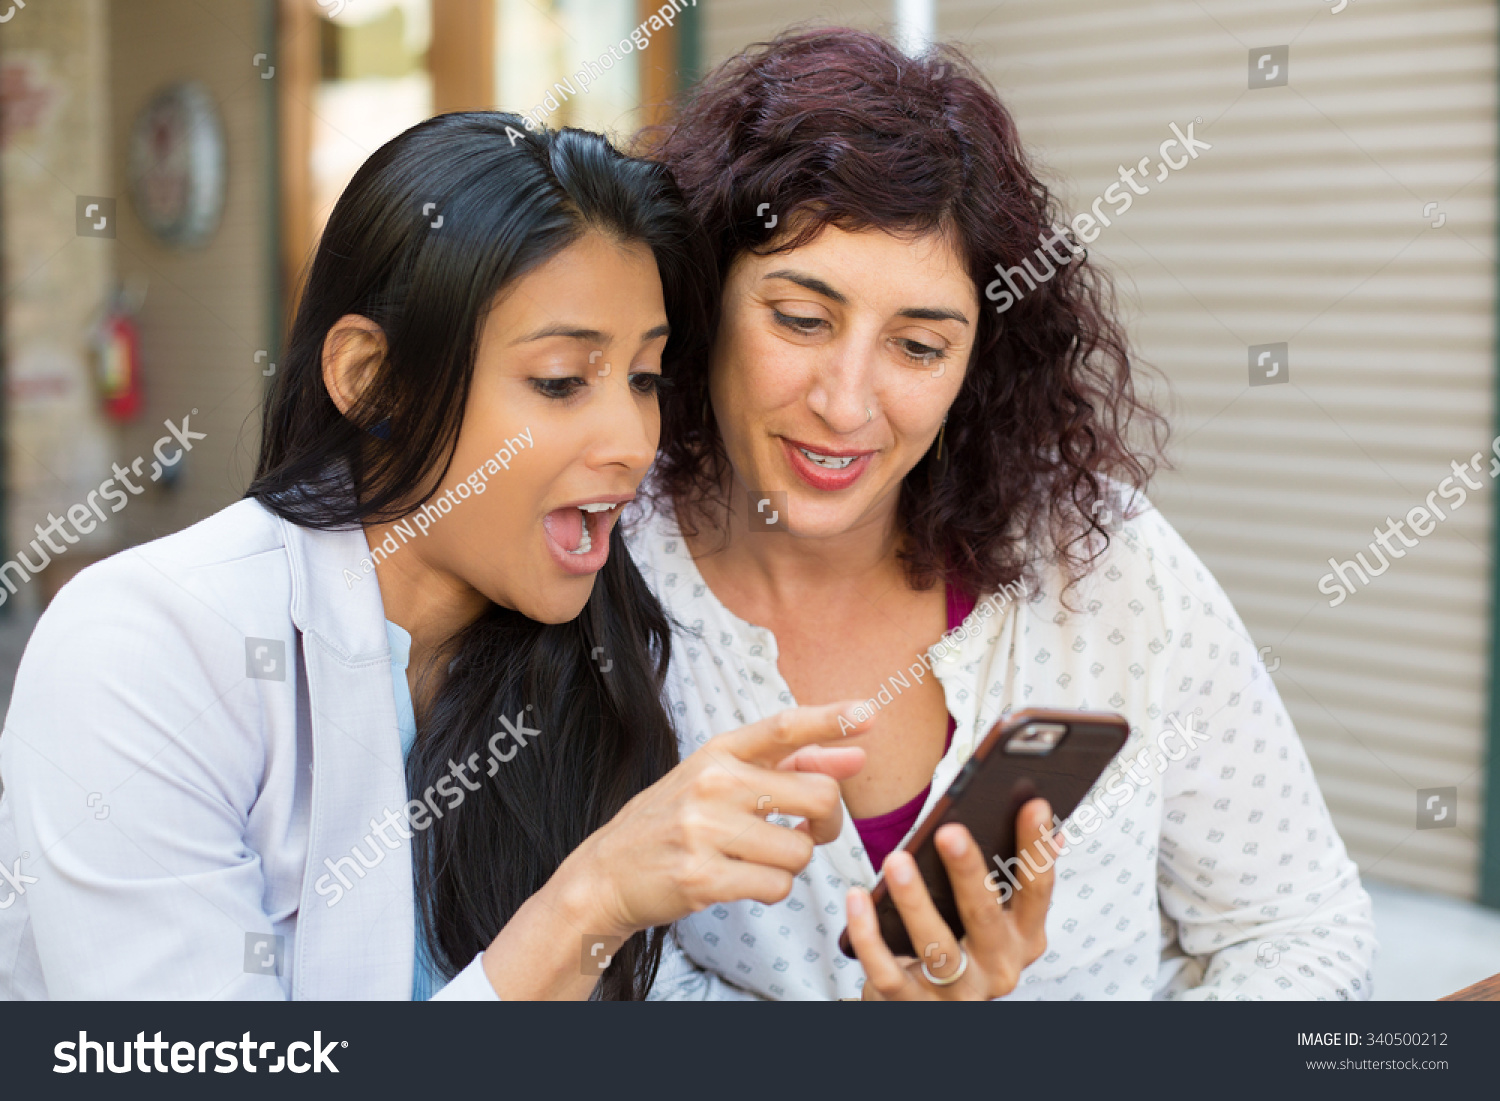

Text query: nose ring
(866, 406), (874, 424)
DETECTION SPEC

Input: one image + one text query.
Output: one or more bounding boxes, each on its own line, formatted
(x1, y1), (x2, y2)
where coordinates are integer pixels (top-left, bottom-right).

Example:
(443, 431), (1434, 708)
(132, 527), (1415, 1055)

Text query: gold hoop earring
(936, 415), (947, 462)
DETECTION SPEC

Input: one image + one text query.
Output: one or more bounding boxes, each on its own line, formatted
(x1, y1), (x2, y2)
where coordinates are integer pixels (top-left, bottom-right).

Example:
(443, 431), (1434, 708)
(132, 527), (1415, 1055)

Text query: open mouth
(542, 499), (627, 574)
(797, 446), (856, 470)
(781, 437), (875, 492)
(549, 502), (615, 555)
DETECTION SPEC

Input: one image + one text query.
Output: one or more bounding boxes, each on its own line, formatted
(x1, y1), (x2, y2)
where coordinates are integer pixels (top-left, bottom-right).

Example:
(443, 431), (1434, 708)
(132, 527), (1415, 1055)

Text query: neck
(681, 475), (907, 606)
(368, 520), (488, 706)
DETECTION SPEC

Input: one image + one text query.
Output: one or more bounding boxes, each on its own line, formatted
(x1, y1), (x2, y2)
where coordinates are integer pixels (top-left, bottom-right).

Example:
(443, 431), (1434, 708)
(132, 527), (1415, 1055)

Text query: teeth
(799, 447), (855, 470)
(569, 514), (593, 555)
(565, 503), (615, 555)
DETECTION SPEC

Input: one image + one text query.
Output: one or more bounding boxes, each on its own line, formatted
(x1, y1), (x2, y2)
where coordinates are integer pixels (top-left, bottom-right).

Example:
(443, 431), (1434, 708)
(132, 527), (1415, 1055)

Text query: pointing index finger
(722, 701), (870, 767)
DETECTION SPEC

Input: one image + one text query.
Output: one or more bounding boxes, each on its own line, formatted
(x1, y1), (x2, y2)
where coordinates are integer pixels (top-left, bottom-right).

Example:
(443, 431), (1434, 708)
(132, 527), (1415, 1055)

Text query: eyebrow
(898, 306), (970, 326)
(512, 322), (671, 345)
(764, 269), (847, 304)
(763, 269), (969, 326)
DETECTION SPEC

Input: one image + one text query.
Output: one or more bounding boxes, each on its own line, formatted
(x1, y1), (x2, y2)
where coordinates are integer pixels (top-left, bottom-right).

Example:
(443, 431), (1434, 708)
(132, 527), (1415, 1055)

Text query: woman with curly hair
(630, 28), (1376, 1001)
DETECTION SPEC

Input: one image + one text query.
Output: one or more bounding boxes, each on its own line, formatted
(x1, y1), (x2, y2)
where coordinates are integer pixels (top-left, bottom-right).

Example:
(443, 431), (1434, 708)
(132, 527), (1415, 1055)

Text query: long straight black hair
(248, 112), (715, 999)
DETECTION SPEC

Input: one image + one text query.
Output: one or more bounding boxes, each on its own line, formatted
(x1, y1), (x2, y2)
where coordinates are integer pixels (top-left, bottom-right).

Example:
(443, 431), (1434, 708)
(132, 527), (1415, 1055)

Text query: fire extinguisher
(96, 311), (141, 421)
(94, 277), (147, 422)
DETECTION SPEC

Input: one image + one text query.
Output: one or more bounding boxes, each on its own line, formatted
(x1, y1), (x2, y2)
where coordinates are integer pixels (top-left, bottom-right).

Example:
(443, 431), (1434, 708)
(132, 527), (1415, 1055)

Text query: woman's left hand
(844, 797), (1060, 1000)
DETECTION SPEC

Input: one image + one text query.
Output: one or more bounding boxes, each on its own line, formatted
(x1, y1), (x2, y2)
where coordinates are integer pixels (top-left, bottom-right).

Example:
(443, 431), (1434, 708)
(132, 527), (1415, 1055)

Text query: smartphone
(838, 708), (1130, 959)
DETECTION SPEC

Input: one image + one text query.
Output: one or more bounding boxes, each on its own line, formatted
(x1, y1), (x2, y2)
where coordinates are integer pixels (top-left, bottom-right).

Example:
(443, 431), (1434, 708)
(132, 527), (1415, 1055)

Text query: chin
(781, 487), (881, 539)
(515, 577), (596, 626)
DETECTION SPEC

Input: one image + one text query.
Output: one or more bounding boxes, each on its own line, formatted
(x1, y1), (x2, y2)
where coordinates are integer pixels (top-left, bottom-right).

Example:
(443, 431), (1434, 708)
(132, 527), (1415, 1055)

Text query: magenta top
(851, 582), (977, 875)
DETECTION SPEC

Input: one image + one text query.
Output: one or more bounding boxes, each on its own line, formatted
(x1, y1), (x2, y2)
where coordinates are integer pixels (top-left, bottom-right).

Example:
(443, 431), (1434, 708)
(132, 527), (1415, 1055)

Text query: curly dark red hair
(638, 27), (1166, 597)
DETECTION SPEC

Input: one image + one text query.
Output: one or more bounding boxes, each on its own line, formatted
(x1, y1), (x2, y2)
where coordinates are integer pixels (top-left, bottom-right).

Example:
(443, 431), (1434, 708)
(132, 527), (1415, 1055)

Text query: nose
(805, 335), (878, 434)
(588, 377), (659, 477)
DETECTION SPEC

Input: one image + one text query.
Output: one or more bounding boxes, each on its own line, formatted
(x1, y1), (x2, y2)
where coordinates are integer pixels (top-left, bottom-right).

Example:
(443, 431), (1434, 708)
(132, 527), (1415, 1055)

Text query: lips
(781, 437), (875, 493)
(542, 499), (628, 575)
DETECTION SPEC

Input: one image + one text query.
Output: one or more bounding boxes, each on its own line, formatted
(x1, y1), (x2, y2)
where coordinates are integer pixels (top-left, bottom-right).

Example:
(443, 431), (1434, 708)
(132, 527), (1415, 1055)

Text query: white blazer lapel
(281, 518), (414, 1000)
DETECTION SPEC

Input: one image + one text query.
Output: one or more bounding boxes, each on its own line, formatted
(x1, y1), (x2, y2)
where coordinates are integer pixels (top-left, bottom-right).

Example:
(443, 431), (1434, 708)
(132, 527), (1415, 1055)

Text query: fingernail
(940, 827), (967, 857)
(887, 856), (913, 886)
(847, 890), (866, 917)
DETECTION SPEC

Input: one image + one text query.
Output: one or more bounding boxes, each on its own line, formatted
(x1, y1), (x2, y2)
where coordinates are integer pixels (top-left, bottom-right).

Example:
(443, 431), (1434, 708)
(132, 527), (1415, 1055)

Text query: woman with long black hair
(0, 112), (863, 1001)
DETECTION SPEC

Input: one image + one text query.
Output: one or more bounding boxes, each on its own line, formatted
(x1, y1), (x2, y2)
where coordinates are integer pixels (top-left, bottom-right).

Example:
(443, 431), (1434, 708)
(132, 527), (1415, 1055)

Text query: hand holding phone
(844, 800), (1060, 1000)
(840, 709), (1129, 999)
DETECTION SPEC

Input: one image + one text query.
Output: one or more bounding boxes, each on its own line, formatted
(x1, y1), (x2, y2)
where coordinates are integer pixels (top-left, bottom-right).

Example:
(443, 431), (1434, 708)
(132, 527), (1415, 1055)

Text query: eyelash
(771, 309), (948, 366)
(529, 373), (667, 400)
(530, 377), (585, 400)
(772, 308), (825, 335)
(900, 340), (946, 366)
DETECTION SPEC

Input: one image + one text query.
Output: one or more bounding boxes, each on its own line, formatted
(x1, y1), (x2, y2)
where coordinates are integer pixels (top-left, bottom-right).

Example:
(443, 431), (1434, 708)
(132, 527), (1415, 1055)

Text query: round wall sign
(127, 81), (226, 248)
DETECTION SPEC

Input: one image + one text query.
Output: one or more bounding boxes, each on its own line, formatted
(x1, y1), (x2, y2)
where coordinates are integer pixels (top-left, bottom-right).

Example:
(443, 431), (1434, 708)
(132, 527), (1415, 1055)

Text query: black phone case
(838, 708), (1130, 959)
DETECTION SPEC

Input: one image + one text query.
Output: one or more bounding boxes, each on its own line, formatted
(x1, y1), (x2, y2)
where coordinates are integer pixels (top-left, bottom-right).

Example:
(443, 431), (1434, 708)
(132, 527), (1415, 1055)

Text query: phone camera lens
(1005, 722), (1067, 755)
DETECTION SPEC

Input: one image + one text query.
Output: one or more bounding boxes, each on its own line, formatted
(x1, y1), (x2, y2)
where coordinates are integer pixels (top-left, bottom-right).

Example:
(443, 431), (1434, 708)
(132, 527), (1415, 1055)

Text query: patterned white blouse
(627, 492), (1378, 1001)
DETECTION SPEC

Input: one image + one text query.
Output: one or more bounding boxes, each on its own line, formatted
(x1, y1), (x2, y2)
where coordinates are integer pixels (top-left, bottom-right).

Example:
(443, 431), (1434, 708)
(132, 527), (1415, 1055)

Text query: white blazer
(0, 498), (497, 999)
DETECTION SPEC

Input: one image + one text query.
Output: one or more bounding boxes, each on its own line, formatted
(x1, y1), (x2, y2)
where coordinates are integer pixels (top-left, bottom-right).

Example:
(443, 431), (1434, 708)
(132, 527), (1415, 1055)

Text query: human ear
(321, 314), (387, 419)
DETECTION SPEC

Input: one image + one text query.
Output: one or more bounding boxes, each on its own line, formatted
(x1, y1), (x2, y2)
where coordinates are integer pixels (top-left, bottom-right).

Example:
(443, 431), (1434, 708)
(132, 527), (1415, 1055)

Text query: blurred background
(2, 0), (1498, 998)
